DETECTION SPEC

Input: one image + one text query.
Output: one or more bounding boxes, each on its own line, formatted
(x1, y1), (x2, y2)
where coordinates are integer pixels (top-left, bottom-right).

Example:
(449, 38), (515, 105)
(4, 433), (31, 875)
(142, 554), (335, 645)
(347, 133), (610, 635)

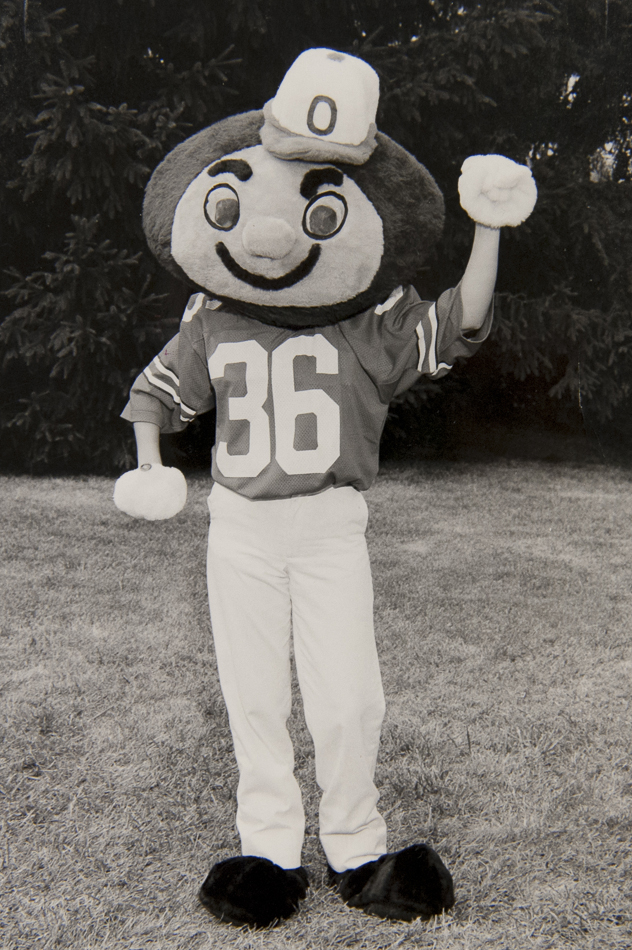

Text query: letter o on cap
(307, 95), (338, 136)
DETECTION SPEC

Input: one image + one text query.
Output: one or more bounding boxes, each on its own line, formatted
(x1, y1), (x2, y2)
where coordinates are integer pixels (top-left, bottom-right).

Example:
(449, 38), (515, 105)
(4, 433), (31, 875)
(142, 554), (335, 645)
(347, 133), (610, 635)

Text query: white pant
(206, 482), (387, 872)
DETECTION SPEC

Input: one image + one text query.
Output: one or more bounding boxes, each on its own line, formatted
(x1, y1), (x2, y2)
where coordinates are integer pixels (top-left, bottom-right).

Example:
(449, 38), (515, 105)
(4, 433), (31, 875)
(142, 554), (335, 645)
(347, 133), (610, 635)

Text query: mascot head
(143, 48), (445, 328)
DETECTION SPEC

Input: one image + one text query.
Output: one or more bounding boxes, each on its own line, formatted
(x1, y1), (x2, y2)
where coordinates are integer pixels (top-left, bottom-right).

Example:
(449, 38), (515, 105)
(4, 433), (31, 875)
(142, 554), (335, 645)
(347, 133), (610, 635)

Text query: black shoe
(199, 855), (309, 928)
(327, 843), (454, 922)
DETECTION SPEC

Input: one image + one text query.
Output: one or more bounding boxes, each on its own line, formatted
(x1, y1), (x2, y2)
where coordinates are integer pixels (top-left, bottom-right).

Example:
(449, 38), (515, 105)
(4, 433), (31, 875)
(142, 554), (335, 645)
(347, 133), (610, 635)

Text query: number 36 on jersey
(208, 334), (341, 479)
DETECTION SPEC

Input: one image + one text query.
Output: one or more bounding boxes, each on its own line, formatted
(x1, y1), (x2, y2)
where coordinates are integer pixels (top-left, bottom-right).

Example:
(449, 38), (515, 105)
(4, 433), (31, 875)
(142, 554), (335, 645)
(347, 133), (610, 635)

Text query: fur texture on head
(143, 111), (444, 328)
(143, 112), (264, 287)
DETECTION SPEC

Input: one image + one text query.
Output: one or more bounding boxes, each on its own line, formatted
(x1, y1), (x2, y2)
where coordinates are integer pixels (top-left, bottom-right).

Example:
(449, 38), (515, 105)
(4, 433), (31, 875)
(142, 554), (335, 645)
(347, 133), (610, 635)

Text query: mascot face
(143, 50), (445, 328)
(171, 145), (384, 309)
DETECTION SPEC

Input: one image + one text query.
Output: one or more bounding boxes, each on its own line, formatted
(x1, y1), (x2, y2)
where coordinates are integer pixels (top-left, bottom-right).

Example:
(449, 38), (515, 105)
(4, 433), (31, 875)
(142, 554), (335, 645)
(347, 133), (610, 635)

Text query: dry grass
(1, 462), (631, 950)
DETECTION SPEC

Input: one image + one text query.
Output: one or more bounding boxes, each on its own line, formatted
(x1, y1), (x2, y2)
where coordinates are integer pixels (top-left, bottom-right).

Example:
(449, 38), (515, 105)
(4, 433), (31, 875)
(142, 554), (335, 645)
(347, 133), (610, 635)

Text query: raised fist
(113, 464), (187, 521)
(458, 154), (537, 228)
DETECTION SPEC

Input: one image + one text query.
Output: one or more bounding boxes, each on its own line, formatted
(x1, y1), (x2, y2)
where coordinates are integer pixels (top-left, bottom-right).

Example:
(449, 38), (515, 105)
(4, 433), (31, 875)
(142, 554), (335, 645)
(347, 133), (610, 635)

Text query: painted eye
(204, 184), (240, 231)
(303, 192), (347, 239)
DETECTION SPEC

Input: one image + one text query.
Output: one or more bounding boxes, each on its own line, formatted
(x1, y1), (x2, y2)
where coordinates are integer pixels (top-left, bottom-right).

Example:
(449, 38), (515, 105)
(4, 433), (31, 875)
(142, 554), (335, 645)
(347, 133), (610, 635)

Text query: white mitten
(458, 154), (537, 228)
(113, 464), (187, 520)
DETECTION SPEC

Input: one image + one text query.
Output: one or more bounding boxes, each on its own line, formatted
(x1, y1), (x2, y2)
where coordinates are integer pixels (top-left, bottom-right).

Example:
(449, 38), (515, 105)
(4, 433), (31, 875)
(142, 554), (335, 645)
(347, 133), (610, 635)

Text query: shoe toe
(199, 856), (309, 927)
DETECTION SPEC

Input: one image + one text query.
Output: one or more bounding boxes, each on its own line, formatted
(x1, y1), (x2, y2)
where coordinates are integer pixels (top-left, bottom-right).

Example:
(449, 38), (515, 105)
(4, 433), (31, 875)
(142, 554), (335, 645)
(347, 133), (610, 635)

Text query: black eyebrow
(207, 159), (253, 181)
(300, 167), (344, 199)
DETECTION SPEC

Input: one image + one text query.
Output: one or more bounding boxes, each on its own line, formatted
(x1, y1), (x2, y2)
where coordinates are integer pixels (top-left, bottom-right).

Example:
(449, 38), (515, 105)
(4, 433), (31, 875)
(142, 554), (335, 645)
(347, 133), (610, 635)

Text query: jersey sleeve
(120, 293), (215, 434)
(339, 282), (492, 403)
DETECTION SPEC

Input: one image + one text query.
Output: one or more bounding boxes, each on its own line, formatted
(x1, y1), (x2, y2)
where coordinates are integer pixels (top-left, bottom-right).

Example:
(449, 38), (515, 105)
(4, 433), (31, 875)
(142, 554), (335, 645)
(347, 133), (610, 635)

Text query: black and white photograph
(1, 2), (631, 948)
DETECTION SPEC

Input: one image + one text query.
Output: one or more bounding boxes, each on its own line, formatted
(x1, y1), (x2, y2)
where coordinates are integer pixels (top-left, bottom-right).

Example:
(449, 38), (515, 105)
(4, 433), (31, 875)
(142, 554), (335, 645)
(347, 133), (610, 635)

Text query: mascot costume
(114, 49), (536, 928)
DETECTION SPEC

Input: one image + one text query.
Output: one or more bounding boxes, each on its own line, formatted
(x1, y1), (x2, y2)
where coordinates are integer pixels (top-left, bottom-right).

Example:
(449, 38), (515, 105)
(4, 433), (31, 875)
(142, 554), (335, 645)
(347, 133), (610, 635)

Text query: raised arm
(457, 153), (537, 331)
(460, 224), (500, 331)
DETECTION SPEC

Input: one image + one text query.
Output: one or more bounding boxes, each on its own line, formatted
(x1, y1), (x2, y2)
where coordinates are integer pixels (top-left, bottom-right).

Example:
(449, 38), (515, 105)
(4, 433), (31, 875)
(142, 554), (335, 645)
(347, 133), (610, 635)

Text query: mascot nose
(241, 217), (297, 259)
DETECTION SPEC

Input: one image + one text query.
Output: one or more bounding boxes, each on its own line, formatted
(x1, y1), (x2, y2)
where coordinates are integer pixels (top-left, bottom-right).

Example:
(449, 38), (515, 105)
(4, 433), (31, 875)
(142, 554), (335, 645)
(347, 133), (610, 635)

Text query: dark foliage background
(1, 0), (631, 472)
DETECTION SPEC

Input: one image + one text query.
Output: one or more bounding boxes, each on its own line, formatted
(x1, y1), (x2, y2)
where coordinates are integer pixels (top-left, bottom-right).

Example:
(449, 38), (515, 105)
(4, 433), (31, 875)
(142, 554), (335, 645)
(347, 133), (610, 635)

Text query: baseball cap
(260, 48), (380, 165)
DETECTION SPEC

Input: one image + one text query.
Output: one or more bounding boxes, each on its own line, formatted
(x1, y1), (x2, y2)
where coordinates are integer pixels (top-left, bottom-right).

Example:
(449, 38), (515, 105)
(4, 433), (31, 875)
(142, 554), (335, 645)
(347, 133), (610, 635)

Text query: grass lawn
(1, 461), (631, 950)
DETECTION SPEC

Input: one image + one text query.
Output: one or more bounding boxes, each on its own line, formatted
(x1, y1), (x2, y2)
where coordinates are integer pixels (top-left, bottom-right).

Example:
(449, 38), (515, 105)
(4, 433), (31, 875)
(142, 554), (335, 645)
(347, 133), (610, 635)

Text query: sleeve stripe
(152, 356), (180, 387)
(416, 303), (441, 373)
(375, 285), (404, 315)
(415, 320), (427, 372)
(428, 361), (453, 377)
(182, 292), (206, 323)
(143, 367), (197, 419)
(143, 367), (177, 401)
(416, 304), (454, 377)
(428, 303), (439, 374)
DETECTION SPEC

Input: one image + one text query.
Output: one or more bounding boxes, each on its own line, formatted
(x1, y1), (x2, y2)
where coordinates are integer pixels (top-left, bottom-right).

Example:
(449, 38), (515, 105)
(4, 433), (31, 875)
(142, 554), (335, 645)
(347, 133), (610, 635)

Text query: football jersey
(122, 284), (491, 499)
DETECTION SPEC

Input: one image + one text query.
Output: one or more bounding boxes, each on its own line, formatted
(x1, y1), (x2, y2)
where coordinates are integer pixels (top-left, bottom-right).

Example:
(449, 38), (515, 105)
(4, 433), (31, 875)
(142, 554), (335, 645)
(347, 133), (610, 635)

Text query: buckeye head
(142, 50), (445, 328)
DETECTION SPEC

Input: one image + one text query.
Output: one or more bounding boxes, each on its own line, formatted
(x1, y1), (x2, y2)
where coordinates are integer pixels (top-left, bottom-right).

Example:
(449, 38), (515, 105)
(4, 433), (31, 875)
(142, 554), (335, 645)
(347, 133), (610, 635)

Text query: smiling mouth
(215, 242), (321, 290)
